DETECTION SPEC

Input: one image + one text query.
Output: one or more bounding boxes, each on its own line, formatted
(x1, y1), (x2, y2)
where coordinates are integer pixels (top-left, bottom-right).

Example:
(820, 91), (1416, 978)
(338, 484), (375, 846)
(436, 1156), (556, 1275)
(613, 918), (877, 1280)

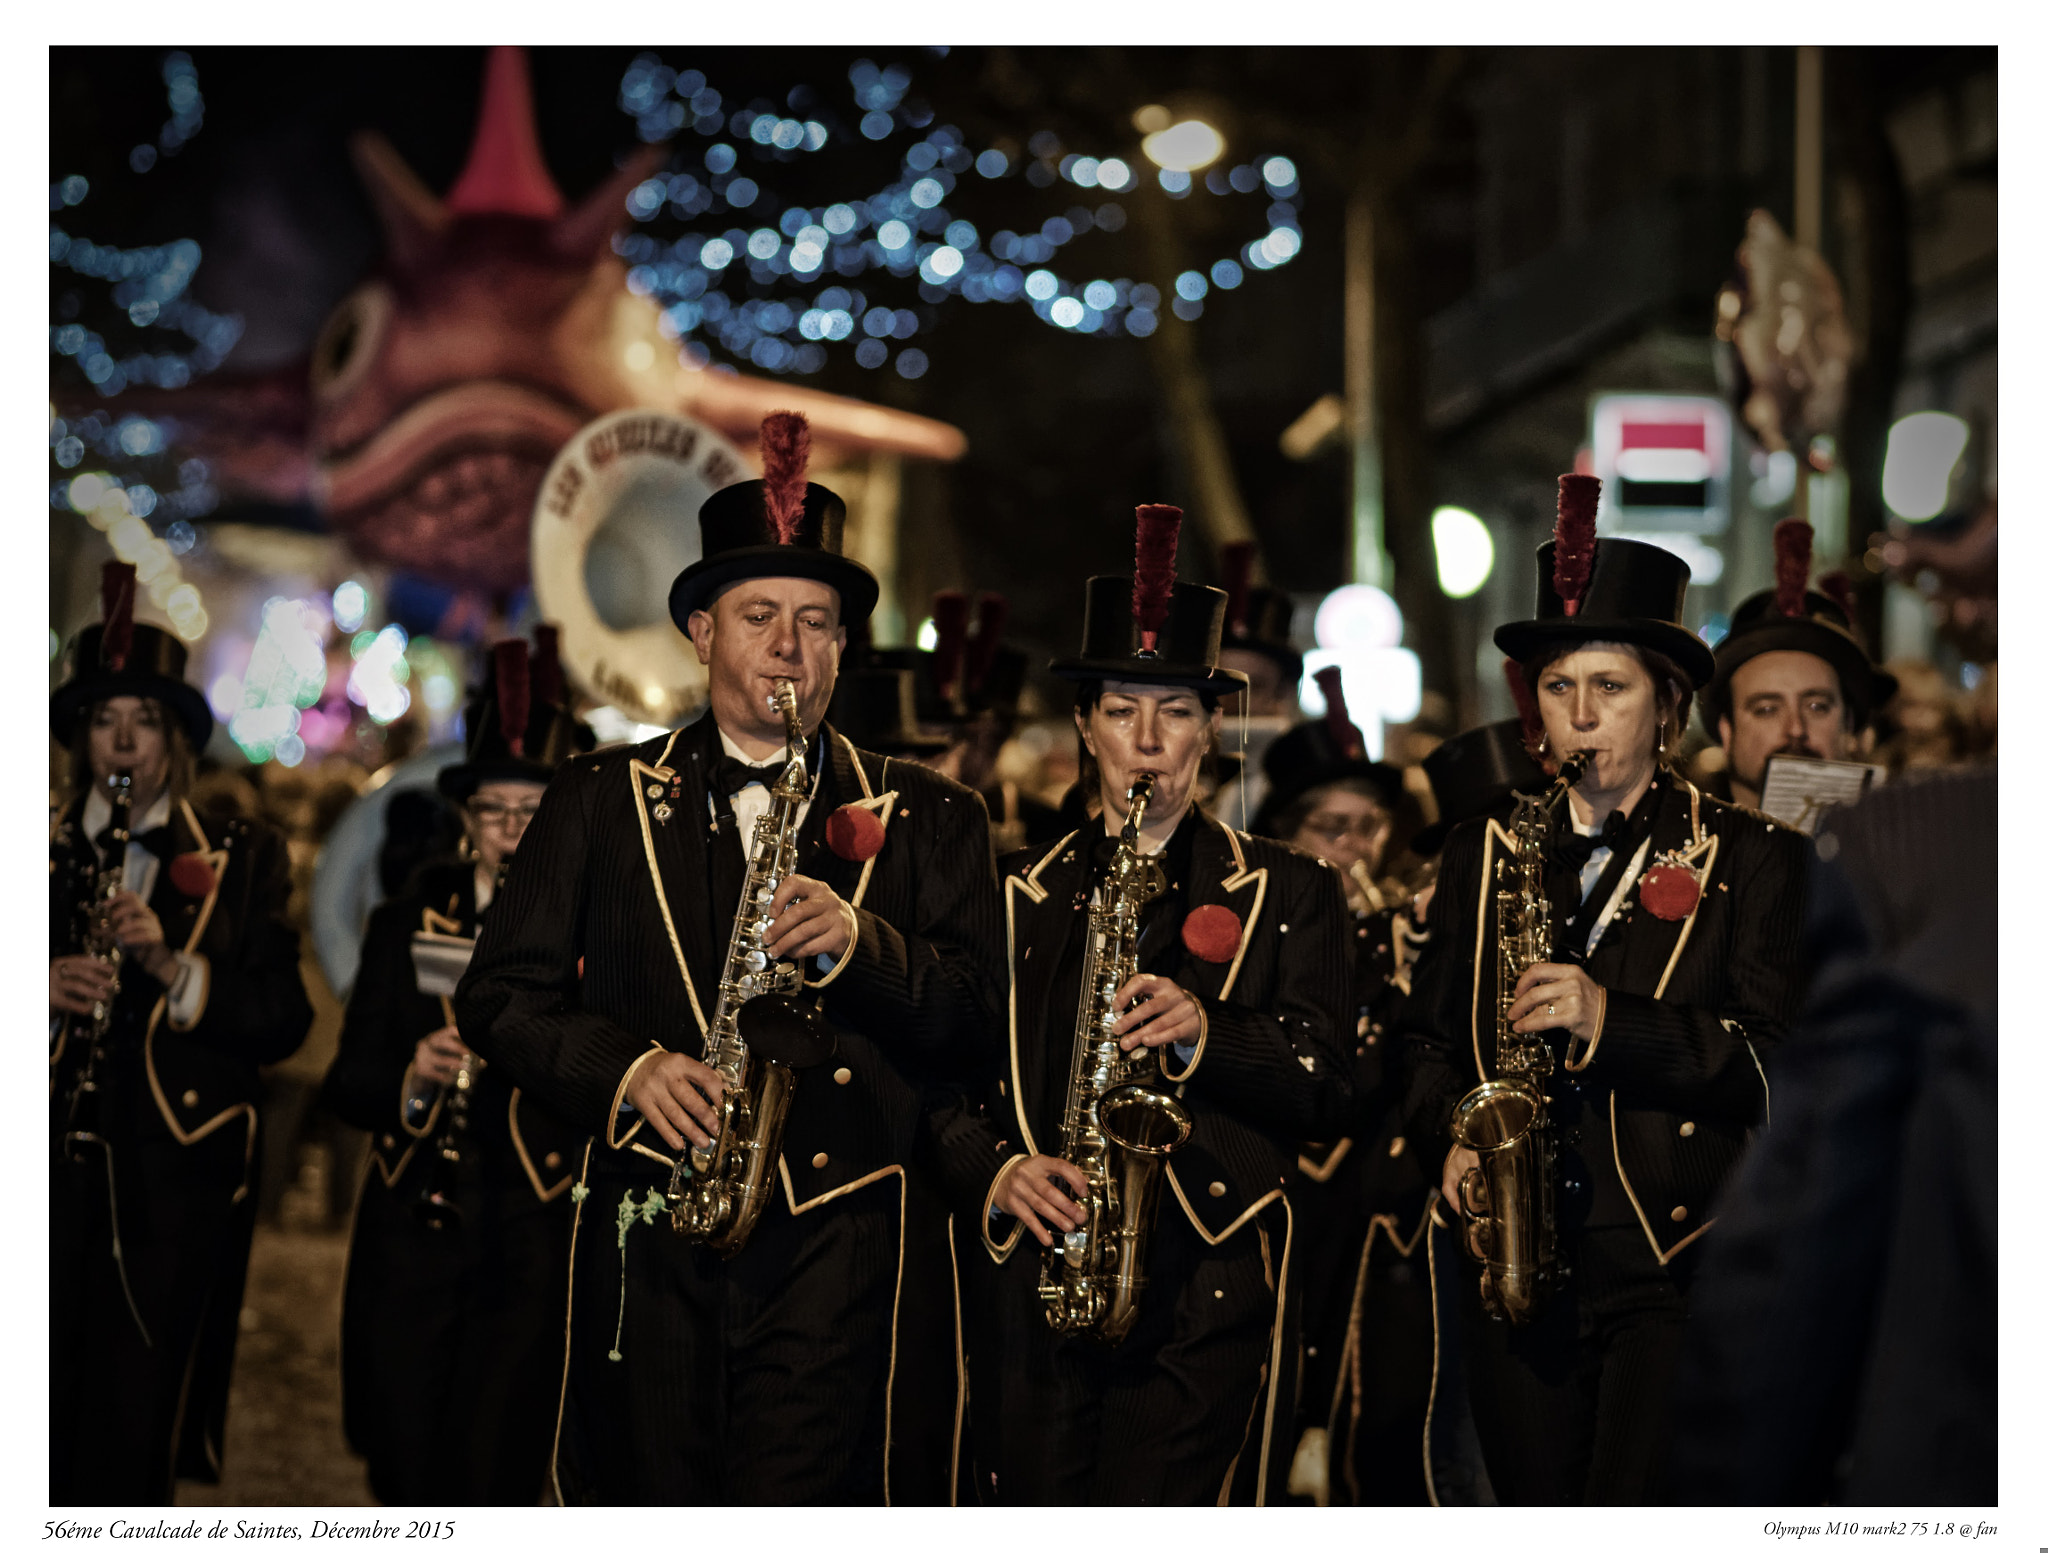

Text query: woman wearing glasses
(321, 634), (590, 1506)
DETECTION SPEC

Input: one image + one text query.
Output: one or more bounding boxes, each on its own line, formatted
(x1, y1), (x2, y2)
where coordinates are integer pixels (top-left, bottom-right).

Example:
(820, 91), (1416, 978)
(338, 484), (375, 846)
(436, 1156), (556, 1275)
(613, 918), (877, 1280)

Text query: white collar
(717, 728), (790, 767)
(82, 787), (173, 840)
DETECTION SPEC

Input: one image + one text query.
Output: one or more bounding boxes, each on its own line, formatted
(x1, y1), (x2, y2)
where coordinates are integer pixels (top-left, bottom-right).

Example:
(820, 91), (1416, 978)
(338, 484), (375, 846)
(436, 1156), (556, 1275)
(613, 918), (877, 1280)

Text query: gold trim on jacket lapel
(140, 801), (257, 1191)
(1211, 823), (1268, 1003)
(1295, 1136), (1354, 1183)
(999, 831), (1075, 1168)
(627, 750), (710, 1038)
(804, 733), (897, 991)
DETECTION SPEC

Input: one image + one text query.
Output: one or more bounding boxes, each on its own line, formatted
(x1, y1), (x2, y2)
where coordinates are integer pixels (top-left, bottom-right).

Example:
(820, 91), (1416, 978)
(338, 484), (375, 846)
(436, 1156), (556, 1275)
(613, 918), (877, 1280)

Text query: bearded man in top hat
(1698, 519), (1896, 809)
(322, 629), (591, 1506)
(925, 504), (1354, 1506)
(49, 563), (313, 1504)
(456, 412), (1003, 1506)
(1399, 476), (1811, 1506)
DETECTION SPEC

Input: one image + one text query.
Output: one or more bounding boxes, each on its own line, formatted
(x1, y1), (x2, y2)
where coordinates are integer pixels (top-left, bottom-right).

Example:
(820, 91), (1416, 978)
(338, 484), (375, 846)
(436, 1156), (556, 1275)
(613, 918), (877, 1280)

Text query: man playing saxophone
(457, 412), (1002, 1505)
(1399, 476), (1810, 1505)
(925, 505), (1354, 1505)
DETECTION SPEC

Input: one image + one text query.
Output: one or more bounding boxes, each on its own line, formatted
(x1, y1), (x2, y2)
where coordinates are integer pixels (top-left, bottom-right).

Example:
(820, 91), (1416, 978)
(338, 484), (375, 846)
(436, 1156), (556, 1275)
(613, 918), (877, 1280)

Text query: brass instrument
(413, 860), (506, 1231)
(1449, 752), (1587, 1325)
(60, 771), (134, 1163)
(1039, 774), (1193, 1344)
(668, 678), (832, 1255)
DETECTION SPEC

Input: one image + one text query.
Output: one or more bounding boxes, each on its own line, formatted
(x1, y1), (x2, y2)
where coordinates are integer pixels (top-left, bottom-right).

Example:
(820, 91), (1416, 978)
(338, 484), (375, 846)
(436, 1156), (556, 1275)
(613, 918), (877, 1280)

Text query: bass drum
(308, 744), (463, 1001)
(531, 408), (750, 730)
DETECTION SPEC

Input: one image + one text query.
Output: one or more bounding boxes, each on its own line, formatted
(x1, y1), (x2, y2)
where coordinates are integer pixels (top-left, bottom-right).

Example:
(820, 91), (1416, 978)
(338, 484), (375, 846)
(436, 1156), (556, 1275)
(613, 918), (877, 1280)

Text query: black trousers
(966, 1201), (1282, 1506)
(557, 1157), (904, 1505)
(339, 1157), (571, 1506)
(49, 1126), (247, 1506)
(1460, 1223), (1692, 1505)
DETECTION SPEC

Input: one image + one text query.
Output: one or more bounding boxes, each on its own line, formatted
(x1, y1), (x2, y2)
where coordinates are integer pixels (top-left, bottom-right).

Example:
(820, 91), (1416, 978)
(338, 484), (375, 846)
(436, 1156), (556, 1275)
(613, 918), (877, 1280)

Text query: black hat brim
(437, 756), (561, 801)
(1493, 617), (1716, 694)
(1048, 657), (1251, 694)
(50, 671), (214, 750)
(668, 547), (880, 629)
(1699, 618), (1897, 739)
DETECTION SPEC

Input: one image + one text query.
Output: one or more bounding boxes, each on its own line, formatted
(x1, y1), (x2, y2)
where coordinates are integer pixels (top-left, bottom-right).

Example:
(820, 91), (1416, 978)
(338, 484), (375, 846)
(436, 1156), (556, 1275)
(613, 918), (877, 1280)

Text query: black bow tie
(710, 756), (789, 799)
(1551, 807), (1634, 873)
(95, 824), (178, 864)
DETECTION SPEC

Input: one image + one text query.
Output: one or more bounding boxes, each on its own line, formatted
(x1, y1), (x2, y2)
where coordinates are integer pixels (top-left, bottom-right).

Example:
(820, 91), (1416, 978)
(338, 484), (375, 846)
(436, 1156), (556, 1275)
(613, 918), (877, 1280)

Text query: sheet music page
(410, 932), (477, 998)
(1758, 755), (1885, 835)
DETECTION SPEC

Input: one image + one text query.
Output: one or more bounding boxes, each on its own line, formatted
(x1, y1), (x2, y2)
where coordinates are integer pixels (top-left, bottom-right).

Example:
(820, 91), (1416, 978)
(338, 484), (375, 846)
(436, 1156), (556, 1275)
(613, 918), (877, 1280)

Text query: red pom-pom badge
(1181, 904), (1243, 964)
(1638, 865), (1701, 922)
(825, 804), (886, 863)
(169, 853), (219, 898)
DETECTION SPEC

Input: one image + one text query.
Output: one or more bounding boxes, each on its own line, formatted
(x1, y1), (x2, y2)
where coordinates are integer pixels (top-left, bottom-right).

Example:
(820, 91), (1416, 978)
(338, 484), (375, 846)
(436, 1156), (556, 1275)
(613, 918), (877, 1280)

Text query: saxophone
(668, 678), (832, 1256)
(413, 859), (506, 1231)
(1448, 751), (1587, 1325)
(59, 771), (134, 1164)
(1039, 774), (1194, 1344)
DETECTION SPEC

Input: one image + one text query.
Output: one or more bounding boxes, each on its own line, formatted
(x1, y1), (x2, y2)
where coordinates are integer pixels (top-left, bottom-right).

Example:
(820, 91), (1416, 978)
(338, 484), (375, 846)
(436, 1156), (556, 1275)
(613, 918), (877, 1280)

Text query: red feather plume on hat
(1315, 665), (1364, 758)
(759, 411), (811, 544)
(966, 593), (1009, 692)
(531, 622), (564, 707)
(1132, 505), (1181, 651)
(1774, 519), (1814, 618)
(100, 561), (137, 672)
(1553, 475), (1601, 617)
(1219, 541), (1256, 636)
(930, 590), (971, 698)
(493, 639), (531, 757)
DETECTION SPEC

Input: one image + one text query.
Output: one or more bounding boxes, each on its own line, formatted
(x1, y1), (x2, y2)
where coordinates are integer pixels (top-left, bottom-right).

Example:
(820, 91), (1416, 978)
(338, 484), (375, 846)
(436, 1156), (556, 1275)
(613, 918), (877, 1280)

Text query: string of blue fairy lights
(613, 51), (1304, 381)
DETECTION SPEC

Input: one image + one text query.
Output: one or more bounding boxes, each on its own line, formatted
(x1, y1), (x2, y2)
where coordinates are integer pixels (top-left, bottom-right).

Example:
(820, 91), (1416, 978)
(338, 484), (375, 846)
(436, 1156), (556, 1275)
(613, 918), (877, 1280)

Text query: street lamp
(1139, 116), (1226, 174)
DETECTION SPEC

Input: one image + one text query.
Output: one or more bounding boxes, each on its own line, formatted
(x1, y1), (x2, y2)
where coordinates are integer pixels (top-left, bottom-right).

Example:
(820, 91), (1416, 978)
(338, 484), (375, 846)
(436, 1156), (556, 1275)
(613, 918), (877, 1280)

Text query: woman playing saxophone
(1399, 477), (1810, 1505)
(926, 505), (1354, 1505)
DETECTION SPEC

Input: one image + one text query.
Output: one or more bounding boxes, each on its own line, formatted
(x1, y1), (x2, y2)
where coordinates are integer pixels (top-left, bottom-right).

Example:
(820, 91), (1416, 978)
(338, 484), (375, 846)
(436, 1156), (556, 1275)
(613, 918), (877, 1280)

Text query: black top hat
(1250, 667), (1403, 836)
(827, 666), (953, 755)
(1698, 520), (1896, 737)
(666, 412), (879, 628)
(438, 634), (593, 800)
(1492, 474), (1716, 691)
(1412, 719), (1549, 856)
(1050, 506), (1249, 694)
(1218, 541), (1303, 683)
(50, 561), (213, 749)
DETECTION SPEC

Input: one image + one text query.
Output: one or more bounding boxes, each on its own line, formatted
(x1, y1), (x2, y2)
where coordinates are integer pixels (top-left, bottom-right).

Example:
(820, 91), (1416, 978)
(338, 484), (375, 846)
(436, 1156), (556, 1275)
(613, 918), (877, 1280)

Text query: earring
(1656, 719), (1667, 759)
(1537, 732), (1551, 756)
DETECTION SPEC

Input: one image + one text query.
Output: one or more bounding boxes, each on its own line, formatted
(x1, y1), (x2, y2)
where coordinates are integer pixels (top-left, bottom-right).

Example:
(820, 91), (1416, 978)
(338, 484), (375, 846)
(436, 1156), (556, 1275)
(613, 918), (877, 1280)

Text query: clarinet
(60, 771), (134, 1164)
(412, 859), (504, 1231)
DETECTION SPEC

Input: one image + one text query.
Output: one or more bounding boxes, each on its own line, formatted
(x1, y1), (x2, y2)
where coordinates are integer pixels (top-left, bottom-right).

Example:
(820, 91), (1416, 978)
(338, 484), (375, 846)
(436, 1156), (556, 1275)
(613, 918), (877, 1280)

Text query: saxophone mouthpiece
(1559, 752), (1591, 786)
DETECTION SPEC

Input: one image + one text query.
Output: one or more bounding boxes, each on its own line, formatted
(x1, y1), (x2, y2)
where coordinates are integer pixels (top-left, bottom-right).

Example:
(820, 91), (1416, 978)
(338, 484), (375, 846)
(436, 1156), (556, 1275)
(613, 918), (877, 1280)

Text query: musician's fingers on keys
(996, 1155), (1091, 1245)
(760, 874), (855, 960)
(627, 1052), (727, 1152)
(1506, 961), (1602, 1038)
(50, 954), (114, 1015)
(1110, 973), (1201, 1049)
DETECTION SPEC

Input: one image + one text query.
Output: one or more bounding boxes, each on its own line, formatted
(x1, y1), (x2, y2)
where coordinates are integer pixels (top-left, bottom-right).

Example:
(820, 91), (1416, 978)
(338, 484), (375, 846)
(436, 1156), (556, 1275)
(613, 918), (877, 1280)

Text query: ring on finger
(1546, 1002), (1556, 1016)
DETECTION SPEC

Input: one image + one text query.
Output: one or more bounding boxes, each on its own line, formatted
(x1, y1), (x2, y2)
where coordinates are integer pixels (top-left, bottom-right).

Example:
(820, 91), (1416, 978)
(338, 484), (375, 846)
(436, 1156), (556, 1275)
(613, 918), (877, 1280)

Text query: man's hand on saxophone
(1110, 972), (1202, 1051)
(626, 1053), (728, 1153)
(758, 872), (856, 962)
(995, 1154), (1090, 1248)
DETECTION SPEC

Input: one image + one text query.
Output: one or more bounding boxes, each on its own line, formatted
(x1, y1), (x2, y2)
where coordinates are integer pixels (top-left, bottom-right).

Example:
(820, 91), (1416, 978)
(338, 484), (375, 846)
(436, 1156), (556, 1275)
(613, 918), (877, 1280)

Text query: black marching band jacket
(323, 859), (581, 1202)
(50, 793), (309, 1190)
(1401, 778), (1810, 1264)
(456, 712), (1005, 1245)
